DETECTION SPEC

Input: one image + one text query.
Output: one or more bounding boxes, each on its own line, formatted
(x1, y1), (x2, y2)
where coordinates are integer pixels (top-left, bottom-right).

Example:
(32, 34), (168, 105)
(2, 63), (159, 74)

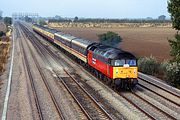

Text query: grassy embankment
(0, 30), (11, 74)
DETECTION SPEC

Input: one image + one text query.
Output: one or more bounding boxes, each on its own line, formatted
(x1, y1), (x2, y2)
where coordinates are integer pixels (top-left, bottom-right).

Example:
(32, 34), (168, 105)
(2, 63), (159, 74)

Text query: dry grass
(49, 22), (172, 28)
(0, 37), (10, 74)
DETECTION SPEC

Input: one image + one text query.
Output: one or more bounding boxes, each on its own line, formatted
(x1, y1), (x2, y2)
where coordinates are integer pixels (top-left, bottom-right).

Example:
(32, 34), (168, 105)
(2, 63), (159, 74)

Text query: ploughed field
(56, 27), (176, 61)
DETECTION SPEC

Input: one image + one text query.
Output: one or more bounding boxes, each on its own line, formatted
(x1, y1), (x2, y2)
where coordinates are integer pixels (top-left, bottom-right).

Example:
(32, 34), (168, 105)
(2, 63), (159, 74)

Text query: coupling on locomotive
(33, 24), (138, 89)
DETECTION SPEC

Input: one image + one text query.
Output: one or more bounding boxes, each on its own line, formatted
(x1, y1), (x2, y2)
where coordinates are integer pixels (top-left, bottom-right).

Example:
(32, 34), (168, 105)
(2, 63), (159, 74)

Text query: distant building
(158, 15), (166, 20)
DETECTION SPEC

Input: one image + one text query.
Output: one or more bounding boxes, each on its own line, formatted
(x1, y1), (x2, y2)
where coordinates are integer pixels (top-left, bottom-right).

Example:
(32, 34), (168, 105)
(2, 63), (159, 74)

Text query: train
(32, 24), (138, 89)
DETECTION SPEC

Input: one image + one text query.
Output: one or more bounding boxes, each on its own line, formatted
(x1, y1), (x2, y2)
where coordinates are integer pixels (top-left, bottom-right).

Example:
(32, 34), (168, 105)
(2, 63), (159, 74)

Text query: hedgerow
(165, 62), (180, 88)
(138, 56), (160, 75)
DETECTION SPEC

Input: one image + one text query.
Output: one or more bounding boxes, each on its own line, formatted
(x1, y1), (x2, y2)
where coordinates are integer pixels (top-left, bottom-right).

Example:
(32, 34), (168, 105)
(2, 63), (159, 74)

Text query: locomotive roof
(92, 44), (136, 59)
(72, 38), (95, 49)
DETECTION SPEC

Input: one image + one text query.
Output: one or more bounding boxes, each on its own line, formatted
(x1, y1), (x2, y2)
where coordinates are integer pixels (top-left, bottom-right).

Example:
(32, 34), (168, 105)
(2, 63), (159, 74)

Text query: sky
(1, 0), (170, 19)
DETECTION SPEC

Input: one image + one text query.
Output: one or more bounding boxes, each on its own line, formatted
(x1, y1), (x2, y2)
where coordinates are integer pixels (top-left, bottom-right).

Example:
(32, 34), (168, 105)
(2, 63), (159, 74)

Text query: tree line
(48, 18), (171, 23)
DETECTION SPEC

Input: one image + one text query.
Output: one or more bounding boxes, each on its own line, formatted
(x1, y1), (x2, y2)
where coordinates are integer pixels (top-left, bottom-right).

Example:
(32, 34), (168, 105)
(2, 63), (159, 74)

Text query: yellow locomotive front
(111, 59), (138, 88)
(113, 59), (138, 79)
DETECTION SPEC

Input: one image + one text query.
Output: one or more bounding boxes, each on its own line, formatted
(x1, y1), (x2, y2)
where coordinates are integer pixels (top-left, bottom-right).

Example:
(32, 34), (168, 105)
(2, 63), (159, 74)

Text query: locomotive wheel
(98, 71), (101, 79)
(104, 76), (108, 83)
(101, 74), (104, 81)
(107, 77), (112, 85)
(110, 81), (115, 89)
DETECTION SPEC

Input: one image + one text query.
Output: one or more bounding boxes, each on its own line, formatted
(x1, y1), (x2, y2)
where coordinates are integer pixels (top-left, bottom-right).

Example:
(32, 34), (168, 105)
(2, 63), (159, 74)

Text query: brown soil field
(56, 27), (176, 61)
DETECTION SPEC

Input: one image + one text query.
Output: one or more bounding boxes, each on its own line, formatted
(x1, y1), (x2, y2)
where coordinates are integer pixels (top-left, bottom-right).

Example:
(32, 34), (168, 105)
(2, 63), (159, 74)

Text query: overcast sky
(1, 0), (170, 18)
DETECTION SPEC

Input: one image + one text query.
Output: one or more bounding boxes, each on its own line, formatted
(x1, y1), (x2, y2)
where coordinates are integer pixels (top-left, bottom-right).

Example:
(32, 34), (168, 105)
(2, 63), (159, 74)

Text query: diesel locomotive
(33, 24), (138, 89)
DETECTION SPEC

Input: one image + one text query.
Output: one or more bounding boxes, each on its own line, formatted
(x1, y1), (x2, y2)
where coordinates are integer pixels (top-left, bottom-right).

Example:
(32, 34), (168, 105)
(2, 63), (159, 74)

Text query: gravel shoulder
(6, 26), (39, 120)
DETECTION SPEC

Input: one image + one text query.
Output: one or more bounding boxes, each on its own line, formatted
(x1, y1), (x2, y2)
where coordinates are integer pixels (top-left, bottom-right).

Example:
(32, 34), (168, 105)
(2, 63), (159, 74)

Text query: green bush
(0, 31), (5, 37)
(98, 31), (122, 48)
(138, 56), (160, 75)
(159, 61), (168, 74)
(165, 62), (180, 88)
(3, 17), (12, 26)
(38, 19), (47, 26)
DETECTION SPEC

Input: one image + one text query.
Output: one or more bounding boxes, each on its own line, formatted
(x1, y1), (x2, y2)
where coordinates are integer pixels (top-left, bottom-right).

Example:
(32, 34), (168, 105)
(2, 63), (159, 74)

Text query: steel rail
(19, 23), (65, 120)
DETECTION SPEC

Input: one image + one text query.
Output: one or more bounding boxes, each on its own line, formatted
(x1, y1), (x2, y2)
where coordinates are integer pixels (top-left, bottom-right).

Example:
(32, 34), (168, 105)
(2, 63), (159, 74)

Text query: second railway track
(59, 69), (113, 120)
(19, 30), (43, 120)
(19, 23), (65, 120)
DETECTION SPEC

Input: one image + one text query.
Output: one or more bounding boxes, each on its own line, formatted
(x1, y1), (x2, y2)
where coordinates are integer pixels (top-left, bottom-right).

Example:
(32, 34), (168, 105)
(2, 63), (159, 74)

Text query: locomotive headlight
(116, 69), (119, 74)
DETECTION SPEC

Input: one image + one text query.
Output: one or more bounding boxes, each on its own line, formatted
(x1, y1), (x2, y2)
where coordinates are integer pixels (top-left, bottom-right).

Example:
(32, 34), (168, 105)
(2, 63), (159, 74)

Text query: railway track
(78, 68), (178, 119)
(19, 31), (43, 120)
(138, 77), (180, 98)
(19, 24), (65, 120)
(58, 69), (113, 120)
(20, 22), (179, 119)
(83, 67), (178, 119)
(131, 91), (177, 119)
(138, 77), (180, 107)
(137, 82), (180, 107)
(87, 71), (178, 119)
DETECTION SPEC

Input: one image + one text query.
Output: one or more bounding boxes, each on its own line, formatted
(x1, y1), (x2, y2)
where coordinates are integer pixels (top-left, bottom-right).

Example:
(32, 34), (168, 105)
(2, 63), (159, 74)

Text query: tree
(158, 15), (166, 21)
(74, 16), (78, 22)
(165, 62), (180, 88)
(167, 0), (180, 62)
(98, 31), (122, 47)
(25, 16), (32, 22)
(54, 15), (62, 20)
(3, 17), (12, 26)
(169, 34), (180, 62)
(168, 0), (180, 34)
(0, 31), (5, 37)
(38, 19), (47, 26)
(167, 0), (180, 88)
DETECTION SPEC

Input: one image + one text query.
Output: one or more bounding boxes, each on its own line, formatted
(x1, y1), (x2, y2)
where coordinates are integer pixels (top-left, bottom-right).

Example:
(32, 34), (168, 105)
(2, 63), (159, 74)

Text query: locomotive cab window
(126, 59), (137, 66)
(111, 60), (125, 66)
